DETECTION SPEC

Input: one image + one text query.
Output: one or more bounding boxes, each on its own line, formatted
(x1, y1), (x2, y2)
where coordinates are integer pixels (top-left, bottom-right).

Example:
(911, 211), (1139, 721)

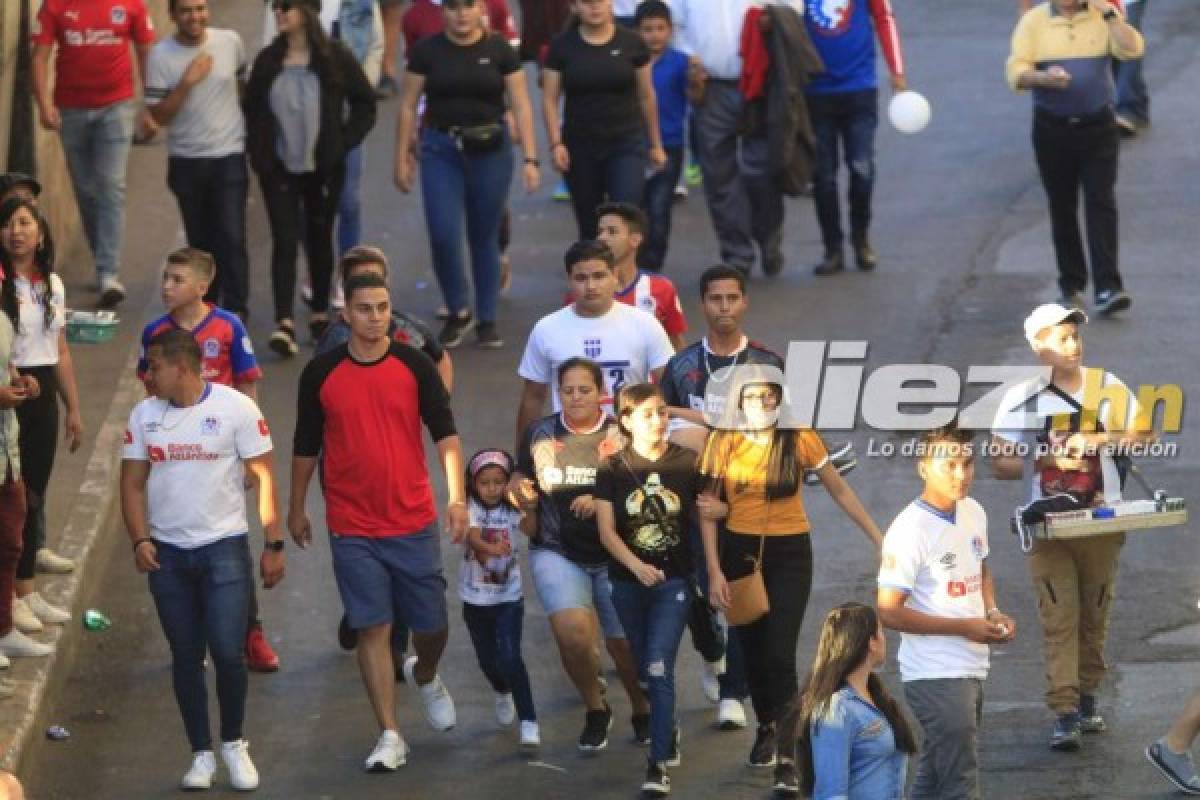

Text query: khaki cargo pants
(1027, 532), (1125, 714)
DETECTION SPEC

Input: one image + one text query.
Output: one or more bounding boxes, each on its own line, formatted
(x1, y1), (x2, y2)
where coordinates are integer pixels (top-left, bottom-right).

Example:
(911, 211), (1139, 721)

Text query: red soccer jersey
(33, 0), (156, 109)
(138, 306), (262, 389)
(564, 270), (688, 338)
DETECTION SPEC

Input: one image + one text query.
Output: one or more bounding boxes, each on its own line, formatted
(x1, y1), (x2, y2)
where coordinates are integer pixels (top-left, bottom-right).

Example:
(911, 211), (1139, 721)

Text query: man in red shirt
(31, 0), (157, 309)
(289, 271), (468, 772)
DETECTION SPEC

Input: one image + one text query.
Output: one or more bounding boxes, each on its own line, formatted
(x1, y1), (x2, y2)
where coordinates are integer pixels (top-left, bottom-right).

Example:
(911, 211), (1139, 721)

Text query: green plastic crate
(65, 310), (119, 344)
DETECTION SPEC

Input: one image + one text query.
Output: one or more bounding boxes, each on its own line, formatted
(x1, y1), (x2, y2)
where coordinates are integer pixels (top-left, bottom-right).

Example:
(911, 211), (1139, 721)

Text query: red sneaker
(245, 626), (280, 673)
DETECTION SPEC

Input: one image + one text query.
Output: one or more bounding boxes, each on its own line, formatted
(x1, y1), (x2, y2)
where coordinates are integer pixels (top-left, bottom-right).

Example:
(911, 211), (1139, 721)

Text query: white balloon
(888, 90), (932, 135)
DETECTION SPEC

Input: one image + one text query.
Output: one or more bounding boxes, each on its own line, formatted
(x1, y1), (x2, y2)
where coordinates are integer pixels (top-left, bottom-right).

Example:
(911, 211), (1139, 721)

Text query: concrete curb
(0, 337), (145, 772)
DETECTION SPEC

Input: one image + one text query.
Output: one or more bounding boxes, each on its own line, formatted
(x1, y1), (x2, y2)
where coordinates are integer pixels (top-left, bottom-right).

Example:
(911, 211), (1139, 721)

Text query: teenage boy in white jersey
(990, 303), (1153, 751)
(878, 425), (1016, 800)
(515, 240), (674, 451)
(121, 329), (286, 792)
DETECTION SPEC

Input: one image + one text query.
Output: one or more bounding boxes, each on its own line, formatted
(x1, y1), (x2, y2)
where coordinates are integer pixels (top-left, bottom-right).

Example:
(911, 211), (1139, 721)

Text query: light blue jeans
(59, 99), (136, 283)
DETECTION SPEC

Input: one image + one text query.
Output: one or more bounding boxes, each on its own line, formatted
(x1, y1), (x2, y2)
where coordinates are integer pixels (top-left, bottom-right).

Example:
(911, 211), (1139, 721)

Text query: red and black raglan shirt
(294, 343), (456, 537)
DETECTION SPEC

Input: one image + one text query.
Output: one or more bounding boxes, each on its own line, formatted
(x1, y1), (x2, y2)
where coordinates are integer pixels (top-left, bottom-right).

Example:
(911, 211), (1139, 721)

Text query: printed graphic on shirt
(808, 0), (854, 34)
(623, 472), (682, 556)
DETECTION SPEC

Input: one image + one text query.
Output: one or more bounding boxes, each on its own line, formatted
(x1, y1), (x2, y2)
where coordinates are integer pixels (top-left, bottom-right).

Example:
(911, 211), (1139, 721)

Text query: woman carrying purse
(699, 375), (884, 792)
(394, 0), (539, 351)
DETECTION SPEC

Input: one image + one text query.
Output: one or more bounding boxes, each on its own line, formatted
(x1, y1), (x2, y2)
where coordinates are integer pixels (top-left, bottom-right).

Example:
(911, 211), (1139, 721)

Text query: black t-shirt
(407, 32), (520, 128)
(517, 413), (622, 566)
(545, 25), (649, 141)
(595, 443), (701, 583)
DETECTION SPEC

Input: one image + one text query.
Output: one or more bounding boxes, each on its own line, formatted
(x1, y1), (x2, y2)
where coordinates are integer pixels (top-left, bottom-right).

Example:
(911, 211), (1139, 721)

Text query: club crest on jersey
(584, 338), (602, 359)
(203, 338), (220, 359)
(201, 417), (221, 436)
(638, 295), (655, 312)
(971, 536), (985, 561)
(807, 0), (853, 35)
(111, 5), (127, 24)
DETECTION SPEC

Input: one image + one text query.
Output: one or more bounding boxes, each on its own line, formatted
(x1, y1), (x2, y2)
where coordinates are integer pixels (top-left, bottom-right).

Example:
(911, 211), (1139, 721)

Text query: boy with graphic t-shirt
(878, 425), (1015, 800)
(137, 248), (277, 673)
(990, 303), (1153, 751)
(516, 240), (674, 449)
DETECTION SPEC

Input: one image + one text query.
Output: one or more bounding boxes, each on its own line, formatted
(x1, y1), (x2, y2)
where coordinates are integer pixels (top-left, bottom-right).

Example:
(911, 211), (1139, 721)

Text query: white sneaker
(403, 655), (456, 731)
(364, 730), (407, 772)
(701, 655), (725, 705)
(717, 697), (747, 731)
(11, 596), (43, 633)
(36, 548), (75, 574)
(26, 592), (71, 625)
(99, 276), (126, 308)
(181, 750), (216, 790)
(0, 628), (53, 658)
(221, 739), (259, 791)
(519, 720), (541, 753)
(0, 678), (14, 698)
(0, 652), (9, 669)
(495, 692), (516, 727)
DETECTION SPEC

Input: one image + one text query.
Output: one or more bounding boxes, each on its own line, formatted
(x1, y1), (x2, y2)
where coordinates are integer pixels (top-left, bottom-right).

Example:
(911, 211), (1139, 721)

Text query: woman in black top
(542, 0), (667, 240)
(596, 382), (712, 796)
(395, 0), (539, 351)
(245, 0), (376, 357)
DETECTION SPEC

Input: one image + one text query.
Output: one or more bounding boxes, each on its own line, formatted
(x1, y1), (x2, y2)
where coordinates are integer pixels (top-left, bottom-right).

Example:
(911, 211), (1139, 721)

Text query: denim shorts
(529, 547), (625, 639)
(331, 523), (448, 634)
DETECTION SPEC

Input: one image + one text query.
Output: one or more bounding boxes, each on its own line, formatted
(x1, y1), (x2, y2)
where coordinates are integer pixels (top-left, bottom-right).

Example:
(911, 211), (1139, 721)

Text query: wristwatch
(264, 540), (285, 552)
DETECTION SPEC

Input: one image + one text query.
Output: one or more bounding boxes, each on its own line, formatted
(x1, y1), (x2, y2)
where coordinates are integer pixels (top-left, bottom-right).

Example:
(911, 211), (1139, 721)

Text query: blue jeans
(610, 577), (691, 764)
(59, 99), (136, 282)
(563, 133), (647, 239)
(148, 535), (252, 752)
(693, 80), (783, 273)
(808, 88), (878, 252)
(462, 600), (537, 722)
(1115, 0), (1149, 123)
(640, 146), (684, 271)
(419, 127), (513, 324)
(167, 154), (251, 314)
(337, 144), (365, 257)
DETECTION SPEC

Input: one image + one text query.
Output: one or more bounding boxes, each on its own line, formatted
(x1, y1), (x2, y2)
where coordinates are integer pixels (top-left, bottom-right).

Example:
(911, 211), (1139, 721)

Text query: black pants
(720, 530), (813, 727)
(167, 154), (251, 315)
(15, 366), (57, 581)
(1032, 110), (1123, 297)
(259, 168), (344, 323)
(808, 89), (878, 252)
(563, 133), (647, 240)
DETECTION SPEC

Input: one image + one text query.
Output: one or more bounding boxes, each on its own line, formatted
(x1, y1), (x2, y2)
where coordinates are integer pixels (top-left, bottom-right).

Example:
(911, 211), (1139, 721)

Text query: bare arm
(635, 64), (664, 153)
(506, 70), (539, 163)
(515, 380), (549, 453)
(436, 353), (454, 395)
(816, 462), (883, 549)
(32, 44), (60, 130)
(541, 68), (563, 146)
(877, 586), (1005, 643)
(287, 455), (319, 548)
(245, 451), (286, 588)
(121, 459), (160, 572)
(393, 72), (425, 192)
(437, 434), (468, 543)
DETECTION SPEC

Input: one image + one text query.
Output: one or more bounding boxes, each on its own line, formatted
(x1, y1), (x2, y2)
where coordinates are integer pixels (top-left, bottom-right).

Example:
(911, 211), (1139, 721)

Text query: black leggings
(720, 531), (813, 728)
(15, 366), (57, 582)
(260, 168), (344, 323)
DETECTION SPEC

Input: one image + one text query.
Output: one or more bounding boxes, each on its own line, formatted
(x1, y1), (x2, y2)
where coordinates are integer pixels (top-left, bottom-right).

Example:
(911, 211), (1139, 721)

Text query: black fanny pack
(447, 122), (505, 154)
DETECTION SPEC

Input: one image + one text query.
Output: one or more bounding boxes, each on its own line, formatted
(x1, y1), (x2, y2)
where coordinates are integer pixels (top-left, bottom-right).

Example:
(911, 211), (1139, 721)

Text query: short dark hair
(563, 240), (615, 274)
(339, 245), (389, 286)
(166, 247), (216, 283)
(557, 357), (605, 391)
(699, 265), (747, 298)
(344, 271), (389, 302)
(919, 422), (975, 461)
(147, 329), (203, 373)
(595, 201), (648, 236)
(635, 0), (672, 26)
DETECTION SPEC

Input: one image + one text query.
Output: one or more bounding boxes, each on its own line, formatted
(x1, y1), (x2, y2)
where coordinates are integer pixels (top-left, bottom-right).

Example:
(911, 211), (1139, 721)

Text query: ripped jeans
(610, 576), (691, 764)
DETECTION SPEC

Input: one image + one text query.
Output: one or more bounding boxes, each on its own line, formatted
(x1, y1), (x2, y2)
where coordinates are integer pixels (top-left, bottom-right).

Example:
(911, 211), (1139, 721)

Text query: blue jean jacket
(810, 686), (908, 800)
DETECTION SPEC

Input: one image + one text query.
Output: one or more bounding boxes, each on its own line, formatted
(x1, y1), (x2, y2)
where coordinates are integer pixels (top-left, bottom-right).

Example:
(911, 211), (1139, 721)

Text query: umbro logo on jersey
(610, 49), (621, 56)
(939, 552), (957, 570)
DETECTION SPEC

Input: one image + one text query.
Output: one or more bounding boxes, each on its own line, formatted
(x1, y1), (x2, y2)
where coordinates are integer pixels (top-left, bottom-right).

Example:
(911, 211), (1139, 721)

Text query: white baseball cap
(1024, 303), (1088, 347)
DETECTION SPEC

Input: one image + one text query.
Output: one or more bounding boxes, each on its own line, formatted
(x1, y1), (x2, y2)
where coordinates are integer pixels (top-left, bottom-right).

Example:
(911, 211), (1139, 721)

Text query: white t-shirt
(517, 303), (674, 413)
(12, 273), (65, 368)
(122, 383), (272, 549)
(458, 499), (524, 606)
(145, 29), (247, 159)
(992, 368), (1140, 504)
(878, 497), (991, 682)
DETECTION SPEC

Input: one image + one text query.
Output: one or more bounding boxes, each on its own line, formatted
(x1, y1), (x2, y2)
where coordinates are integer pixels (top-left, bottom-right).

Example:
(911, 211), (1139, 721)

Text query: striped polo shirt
(1006, 3), (1143, 117)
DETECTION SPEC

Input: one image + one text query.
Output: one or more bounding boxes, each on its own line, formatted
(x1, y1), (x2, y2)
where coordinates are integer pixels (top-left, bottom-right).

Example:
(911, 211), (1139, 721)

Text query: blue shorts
(331, 524), (448, 634)
(529, 547), (625, 640)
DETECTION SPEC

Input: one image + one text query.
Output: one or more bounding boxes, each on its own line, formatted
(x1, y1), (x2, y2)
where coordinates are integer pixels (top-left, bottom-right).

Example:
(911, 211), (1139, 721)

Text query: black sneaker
(476, 322), (504, 349)
(337, 614), (358, 651)
(1079, 694), (1106, 734)
(1095, 289), (1132, 316)
(632, 713), (651, 746)
(438, 313), (474, 349)
(268, 323), (299, 358)
(1050, 712), (1082, 751)
(852, 239), (877, 271)
(665, 727), (681, 768)
(1059, 290), (1086, 310)
(579, 704), (613, 752)
(641, 761), (671, 797)
(813, 249), (845, 276)
(748, 723), (777, 767)
(773, 759), (799, 796)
